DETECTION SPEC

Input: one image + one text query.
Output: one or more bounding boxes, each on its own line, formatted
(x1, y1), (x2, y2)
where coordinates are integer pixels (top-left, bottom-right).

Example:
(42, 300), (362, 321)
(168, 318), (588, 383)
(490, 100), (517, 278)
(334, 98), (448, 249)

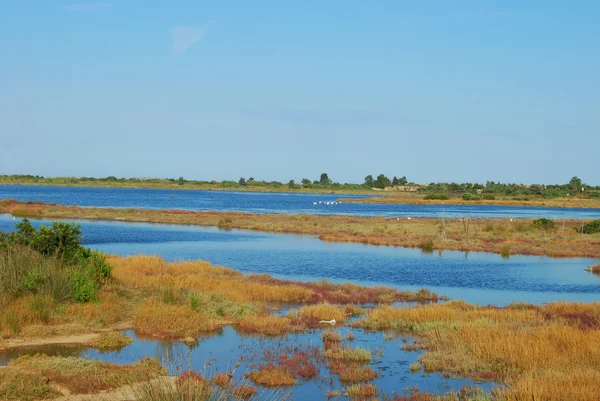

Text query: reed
(356, 301), (600, 400)
(3, 200), (599, 258)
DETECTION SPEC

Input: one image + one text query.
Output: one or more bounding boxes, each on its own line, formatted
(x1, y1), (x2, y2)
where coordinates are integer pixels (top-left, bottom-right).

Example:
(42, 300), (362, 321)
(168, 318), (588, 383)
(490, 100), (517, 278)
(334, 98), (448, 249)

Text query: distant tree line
(1, 174), (598, 198)
(421, 176), (599, 199)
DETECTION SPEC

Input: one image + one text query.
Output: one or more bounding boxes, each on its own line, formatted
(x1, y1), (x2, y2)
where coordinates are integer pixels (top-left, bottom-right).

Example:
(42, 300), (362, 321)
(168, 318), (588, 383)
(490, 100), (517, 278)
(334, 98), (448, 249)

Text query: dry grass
(324, 346), (372, 362)
(134, 300), (220, 338)
(238, 315), (295, 336)
(356, 301), (600, 400)
(298, 303), (349, 324)
(3, 200), (598, 258)
(0, 366), (59, 401)
(88, 330), (133, 350)
(338, 193), (600, 209)
(246, 365), (297, 387)
(9, 354), (165, 394)
(344, 383), (377, 398)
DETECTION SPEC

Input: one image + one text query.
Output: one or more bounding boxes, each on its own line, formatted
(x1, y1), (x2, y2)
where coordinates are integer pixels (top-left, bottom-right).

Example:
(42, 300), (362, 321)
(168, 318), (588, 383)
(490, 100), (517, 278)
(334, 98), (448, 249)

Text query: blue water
(2, 214), (598, 305)
(0, 327), (493, 399)
(2, 184), (600, 219)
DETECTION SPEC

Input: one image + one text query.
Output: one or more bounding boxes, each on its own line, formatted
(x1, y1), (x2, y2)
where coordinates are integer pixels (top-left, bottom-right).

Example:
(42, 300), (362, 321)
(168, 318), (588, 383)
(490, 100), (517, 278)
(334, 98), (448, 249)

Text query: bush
(423, 194), (449, 200)
(2, 220), (111, 304)
(532, 218), (556, 231)
(462, 193), (481, 201)
(482, 195), (496, 200)
(72, 272), (98, 303)
(582, 220), (600, 234)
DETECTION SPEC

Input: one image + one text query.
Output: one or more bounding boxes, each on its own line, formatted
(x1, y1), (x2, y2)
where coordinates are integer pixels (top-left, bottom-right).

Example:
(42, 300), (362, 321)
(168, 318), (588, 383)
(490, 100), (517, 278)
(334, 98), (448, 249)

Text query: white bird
(397, 217), (400, 220)
(12, 216), (16, 220)
(319, 201), (322, 204)
(407, 217), (411, 220)
(319, 319), (337, 325)
(313, 202), (317, 205)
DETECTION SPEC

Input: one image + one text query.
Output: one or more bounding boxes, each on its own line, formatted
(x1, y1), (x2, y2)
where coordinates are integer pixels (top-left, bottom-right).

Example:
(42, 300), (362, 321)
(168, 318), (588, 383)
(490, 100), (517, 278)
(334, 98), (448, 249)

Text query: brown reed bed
(355, 301), (600, 401)
(337, 194), (600, 209)
(1, 199), (598, 258)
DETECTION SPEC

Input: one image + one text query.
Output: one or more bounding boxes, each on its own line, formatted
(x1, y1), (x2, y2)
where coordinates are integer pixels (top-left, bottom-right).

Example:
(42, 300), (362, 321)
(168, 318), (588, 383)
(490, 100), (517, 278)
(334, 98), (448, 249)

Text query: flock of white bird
(313, 201), (340, 205)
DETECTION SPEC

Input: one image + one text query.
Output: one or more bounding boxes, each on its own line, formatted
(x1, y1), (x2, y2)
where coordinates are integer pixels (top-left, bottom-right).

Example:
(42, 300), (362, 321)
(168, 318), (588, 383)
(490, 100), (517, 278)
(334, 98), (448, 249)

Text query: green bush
(482, 195), (496, 200)
(189, 293), (200, 312)
(462, 193), (481, 201)
(71, 272), (98, 303)
(2, 220), (111, 304)
(582, 220), (600, 234)
(532, 218), (556, 231)
(423, 194), (448, 200)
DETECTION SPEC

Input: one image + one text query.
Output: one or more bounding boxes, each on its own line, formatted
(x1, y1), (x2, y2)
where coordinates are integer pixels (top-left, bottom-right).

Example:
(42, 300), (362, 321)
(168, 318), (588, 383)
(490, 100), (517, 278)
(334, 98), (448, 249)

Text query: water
(2, 184), (600, 219)
(0, 327), (492, 399)
(2, 214), (598, 305)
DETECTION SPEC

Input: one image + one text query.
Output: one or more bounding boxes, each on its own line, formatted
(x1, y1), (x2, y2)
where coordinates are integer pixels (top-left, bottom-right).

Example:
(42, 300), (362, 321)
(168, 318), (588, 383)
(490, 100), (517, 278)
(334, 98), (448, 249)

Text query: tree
(301, 178), (311, 186)
(392, 176), (399, 186)
(569, 176), (582, 193)
(374, 174), (391, 189)
(319, 173), (332, 186)
(239, 177), (247, 186)
(399, 176), (408, 185)
(178, 177), (185, 186)
(248, 177), (255, 183)
(288, 180), (295, 189)
(364, 175), (375, 187)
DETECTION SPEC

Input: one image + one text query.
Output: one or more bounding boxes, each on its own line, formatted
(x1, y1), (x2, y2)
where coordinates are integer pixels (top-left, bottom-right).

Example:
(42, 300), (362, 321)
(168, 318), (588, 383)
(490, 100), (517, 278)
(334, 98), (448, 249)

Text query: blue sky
(1, 1), (598, 185)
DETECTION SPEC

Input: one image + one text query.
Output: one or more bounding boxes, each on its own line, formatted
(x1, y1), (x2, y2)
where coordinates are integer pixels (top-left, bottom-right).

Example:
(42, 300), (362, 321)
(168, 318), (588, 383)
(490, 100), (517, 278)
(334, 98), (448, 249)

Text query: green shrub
(482, 195), (496, 200)
(532, 218), (556, 231)
(71, 273), (98, 303)
(587, 192), (600, 198)
(462, 193), (481, 201)
(582, 220), (600, 234)
(2, 220), (111, 304)
(423, 194), (448, 200)
(189, 293), (200, 312)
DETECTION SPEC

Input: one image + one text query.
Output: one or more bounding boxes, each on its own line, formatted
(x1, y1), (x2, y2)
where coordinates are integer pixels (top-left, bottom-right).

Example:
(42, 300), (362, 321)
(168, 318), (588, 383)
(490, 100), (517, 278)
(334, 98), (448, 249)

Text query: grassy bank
(1, 199), (599, 258)
(355, 301), (600, 401)
(338, 193), (600, 209)
(1, 247), (600, 399)
(0, 176), (375, 195)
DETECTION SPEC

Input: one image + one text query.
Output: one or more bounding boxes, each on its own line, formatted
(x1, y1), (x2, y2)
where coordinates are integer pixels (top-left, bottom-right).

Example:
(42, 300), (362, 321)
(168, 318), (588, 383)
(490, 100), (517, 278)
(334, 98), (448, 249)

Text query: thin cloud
(66, 2), (111, 11)
(172, 23), (212, 54)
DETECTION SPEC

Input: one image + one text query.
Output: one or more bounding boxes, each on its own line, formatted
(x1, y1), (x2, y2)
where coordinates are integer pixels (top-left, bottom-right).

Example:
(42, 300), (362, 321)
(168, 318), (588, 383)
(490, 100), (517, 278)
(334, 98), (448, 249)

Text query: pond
(1, 214), (597, 306)
(0, 327), (494, 400)
(2, 184), (600, 219)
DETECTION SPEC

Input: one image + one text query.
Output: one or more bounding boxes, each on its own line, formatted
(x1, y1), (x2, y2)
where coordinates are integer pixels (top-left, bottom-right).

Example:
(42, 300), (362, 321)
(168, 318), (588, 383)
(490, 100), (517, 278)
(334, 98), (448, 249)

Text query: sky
(1, 1), (599, 185)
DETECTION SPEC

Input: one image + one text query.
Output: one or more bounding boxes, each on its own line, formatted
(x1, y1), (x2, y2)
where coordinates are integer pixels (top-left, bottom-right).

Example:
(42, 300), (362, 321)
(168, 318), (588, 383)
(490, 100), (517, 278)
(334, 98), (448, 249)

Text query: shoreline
(3, 181), (599, 209)
(1, 200), (598, 258)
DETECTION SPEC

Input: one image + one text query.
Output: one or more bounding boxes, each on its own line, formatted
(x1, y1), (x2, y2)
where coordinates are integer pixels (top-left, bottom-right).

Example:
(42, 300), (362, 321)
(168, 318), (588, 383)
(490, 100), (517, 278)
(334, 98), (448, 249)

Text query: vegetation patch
(246, 364), (297, 387)
(88, 330), (132, 350)
(0, 366), (59, 401)
(9, 355), (165, 394)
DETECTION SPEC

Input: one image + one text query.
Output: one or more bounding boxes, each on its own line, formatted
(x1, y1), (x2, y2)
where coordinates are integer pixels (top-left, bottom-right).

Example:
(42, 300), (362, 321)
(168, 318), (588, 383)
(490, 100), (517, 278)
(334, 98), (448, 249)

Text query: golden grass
(246, 365), (297, 387)
(134, 300), (219, 338)
(299, 303), (348, 323)
(344, 383), (377, 398)
(356, 301), (600, 400)
(2, 199), (598, 258)
(324, 346), (372, 362)
(0, 366), (59, 401)
(338, 193), (600, 209)
(88, 330), (132, 350)
(0, 285), (129, 339)
(108, 255), (434, 305)
(237, 315), (294, 336)
(9, 355), (165, 394)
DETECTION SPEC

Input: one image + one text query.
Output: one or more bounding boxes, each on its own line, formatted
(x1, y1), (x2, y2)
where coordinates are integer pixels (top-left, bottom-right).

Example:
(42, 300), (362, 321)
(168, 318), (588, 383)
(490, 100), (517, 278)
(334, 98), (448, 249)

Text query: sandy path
(0, 320), (134, 351)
